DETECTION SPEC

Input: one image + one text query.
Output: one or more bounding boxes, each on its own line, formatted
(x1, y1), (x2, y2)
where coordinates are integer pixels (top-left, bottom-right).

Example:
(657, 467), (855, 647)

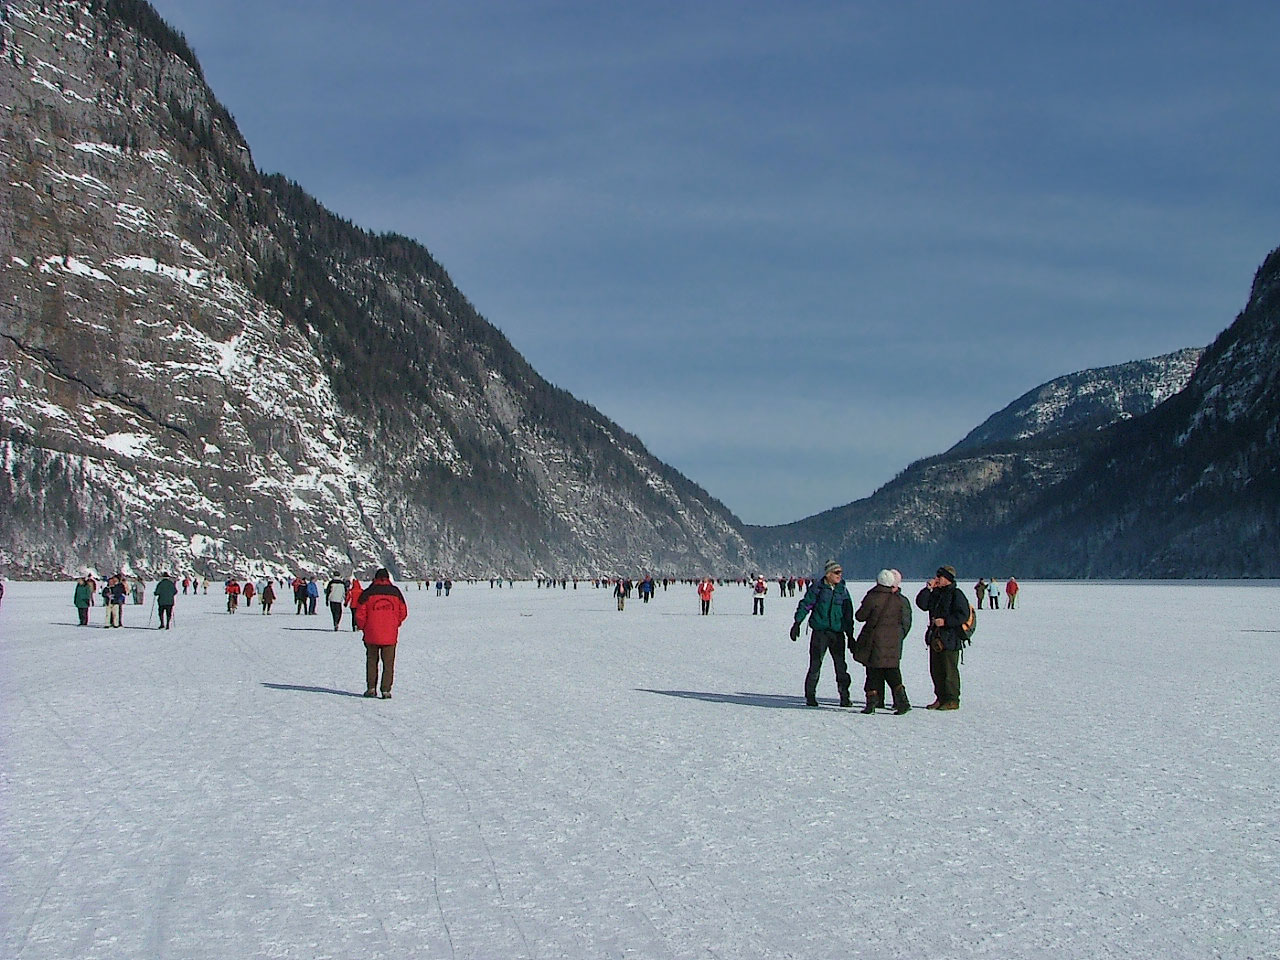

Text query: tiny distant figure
(261, 580), (276, 614)
(790, 561), (853, 708)
(974, 578), (986, 610)
(916, 566), (971, 711)
(356, 568), (408, 699)
(131, 580), (144, 605)
(443, 579), (452, 596)
(614, 580), (626, 611)
(698, 577), (715, 615)
(325, 573), (348, 631)
(347, 576), (363, 630)
(752, 576), (767, 615)
(182, 576), (190, 595)
(987, 578), (999, 610)
(306, 577), (320, 615)
(73, 577), (92, 626)
(1006, 577), (1019, 610)
(154, 572), (177, 629)
(225, 579), (241, 613)
(242, 579), (256, 607)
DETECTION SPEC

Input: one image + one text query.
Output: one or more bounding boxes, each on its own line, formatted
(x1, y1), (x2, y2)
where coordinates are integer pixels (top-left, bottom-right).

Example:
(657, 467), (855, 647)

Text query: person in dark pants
(853, 569), (913, 714)
(325, 574), (348, 631)
(154, 573), (177, 629)
(790, 560), (854, 707)
(355, 568), (408, 699)
(916, 565), (971, 710)
(73, 577), (92, 625)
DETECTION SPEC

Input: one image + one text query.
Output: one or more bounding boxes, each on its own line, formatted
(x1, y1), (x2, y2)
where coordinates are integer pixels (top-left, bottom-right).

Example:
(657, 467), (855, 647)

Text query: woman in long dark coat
(853, 569), (913, 714)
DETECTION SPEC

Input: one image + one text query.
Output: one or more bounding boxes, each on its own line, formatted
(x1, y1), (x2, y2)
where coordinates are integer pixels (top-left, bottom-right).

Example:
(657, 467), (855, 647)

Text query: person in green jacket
(790, 560), (855, 707)
(154, 573), (178, 629)
(73, 577), (92, 626)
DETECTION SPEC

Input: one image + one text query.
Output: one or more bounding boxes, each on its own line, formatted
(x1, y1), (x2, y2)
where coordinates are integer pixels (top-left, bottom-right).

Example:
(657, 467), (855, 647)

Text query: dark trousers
(308, 596), (318, 614)
(929, 647), (961, 704)
(158, 604), (173, 628)
(805, 629), (851, 702)
(77, 606), (89, 625)
(753, 597), (764, 615)
(700, 600), (710, 615)
(295, 597), (305, 614)
(864, 665), (903, 700)
(365, 643), (397, 693)
(329, 601), (343, 629)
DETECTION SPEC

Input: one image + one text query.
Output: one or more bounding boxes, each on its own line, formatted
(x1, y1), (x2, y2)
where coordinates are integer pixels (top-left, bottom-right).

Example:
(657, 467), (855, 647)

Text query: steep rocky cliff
(0, 0), (752, 578)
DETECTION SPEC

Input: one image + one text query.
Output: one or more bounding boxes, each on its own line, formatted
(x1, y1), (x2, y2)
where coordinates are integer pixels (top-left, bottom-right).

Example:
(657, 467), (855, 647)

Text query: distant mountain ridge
(949, 348), (1203, 453)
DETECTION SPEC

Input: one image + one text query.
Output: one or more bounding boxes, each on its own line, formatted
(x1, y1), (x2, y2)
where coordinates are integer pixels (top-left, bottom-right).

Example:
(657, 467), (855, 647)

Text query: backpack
(961, 604), (977, 643)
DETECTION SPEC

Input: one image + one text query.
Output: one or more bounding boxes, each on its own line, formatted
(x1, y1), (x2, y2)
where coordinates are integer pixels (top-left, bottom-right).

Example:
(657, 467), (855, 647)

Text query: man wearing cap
(790, 560), (855, 707)
(915, 565), (971, 710)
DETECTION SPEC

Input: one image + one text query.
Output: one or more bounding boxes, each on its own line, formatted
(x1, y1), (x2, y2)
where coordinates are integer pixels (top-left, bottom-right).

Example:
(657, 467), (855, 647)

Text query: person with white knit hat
(852, 569), (914, 714)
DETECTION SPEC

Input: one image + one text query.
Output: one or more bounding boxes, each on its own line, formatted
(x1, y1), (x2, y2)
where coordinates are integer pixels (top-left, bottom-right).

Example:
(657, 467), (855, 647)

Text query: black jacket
(915, 583), (971, 651)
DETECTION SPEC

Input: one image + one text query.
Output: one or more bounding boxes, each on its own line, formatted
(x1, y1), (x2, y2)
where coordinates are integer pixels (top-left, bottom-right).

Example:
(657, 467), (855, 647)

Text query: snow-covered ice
(2, 580), (1277, 959)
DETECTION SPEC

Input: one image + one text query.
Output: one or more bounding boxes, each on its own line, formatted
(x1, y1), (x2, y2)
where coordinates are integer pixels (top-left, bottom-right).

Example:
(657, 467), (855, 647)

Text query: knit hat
(890, 569), (903, 587)
(936, 565), (957, 583)
(876, 569), (895, 587)
(824, 560), (842, 576)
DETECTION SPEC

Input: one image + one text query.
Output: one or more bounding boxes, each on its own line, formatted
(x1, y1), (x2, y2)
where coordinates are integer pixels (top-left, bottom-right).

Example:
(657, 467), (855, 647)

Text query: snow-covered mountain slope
(949, 348), (1202, 453)
(1006, 246), (1280, 576)
(746, 347), (1204, 574)
(0, 0), (751, 578)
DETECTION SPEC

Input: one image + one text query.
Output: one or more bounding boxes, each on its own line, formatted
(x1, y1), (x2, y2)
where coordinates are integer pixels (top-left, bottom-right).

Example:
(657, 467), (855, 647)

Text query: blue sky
(149, 0), (1280, 525)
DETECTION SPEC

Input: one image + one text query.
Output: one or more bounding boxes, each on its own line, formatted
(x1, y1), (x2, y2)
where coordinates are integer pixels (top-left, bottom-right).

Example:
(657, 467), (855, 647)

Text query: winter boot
(891, 684), (911, 715)
(860, 691), (879, 714)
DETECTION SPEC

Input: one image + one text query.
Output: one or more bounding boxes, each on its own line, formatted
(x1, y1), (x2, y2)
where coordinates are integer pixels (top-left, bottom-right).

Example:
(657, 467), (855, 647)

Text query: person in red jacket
(345, 576), (363, 631)
(355, 568), (408, 699)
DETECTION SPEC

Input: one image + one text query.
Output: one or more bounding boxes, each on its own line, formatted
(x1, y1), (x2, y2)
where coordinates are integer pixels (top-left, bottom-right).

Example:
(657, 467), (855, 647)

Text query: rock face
(0, 0), (752, 578)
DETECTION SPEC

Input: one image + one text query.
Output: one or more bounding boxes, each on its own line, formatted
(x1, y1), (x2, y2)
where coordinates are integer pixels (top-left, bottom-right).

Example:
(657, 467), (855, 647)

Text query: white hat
(876, 569), (895, 587)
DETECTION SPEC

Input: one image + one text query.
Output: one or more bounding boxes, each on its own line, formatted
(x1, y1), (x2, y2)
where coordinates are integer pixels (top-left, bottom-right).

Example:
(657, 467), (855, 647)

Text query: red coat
(346, 578), (363, 607)
(355, 579), (408, 645)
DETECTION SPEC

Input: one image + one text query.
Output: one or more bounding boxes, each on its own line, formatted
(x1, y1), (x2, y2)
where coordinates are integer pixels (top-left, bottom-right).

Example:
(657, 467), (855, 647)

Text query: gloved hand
(789, 622), (801, 642)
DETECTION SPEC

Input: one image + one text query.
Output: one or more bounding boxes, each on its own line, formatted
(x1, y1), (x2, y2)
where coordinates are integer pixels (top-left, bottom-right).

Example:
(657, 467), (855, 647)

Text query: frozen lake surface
(2, 579), (1277, 959)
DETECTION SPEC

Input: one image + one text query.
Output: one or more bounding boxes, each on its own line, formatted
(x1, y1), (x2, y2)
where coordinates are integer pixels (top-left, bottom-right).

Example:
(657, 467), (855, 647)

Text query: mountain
(746, 348), (1205, 576)
(0, 0), (752, 578)
(947, 348), (1203, 453)
(1003, 248), (1280, 577)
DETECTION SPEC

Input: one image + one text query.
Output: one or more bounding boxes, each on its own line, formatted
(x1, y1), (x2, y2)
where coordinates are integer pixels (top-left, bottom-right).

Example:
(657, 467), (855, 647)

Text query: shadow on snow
(637, 689), (862, 710)
(261, 682), (366, 698)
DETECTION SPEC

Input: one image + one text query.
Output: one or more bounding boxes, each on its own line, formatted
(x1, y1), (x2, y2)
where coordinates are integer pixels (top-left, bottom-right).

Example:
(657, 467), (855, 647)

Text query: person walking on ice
(355, 568), (408, 699)
(752, 576), (768, 615)
(325, 573), (348, 631)
(698, 577), (715, 615)
(154, 572), (177, 629)
(790, 560), (854, 708)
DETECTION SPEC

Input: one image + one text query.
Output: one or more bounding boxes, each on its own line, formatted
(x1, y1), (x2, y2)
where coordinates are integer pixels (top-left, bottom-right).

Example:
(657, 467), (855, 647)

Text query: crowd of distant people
(54, 564), (1019, 710)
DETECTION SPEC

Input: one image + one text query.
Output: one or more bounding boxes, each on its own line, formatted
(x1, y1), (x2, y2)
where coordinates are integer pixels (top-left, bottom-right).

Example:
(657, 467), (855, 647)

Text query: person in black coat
(915, 565), (971, 711)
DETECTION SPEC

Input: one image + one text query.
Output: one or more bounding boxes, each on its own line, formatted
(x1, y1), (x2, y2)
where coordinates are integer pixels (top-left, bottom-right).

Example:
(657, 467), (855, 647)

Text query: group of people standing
(790, 561), (973, 713)
(974, 576), (1019, 609)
